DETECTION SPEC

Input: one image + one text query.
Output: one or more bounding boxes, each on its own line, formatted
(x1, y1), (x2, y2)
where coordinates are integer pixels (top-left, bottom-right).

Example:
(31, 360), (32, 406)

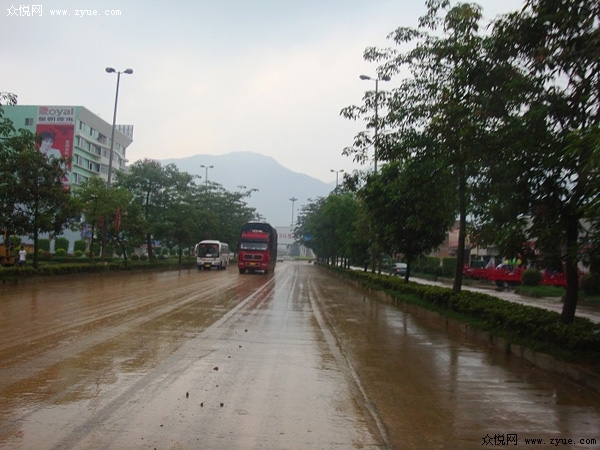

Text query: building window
(25, 118), (34, 126)
(88, 162), (100, 172)
(73, 173), (89, 185)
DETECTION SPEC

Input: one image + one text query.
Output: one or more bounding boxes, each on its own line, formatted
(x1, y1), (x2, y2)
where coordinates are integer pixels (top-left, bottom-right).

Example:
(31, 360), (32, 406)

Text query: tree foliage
(2, 96), (259, 266)
(295, 192), (370, 268)
(1, 97), (80, 267)
(74, 177), (133, 259)
(342, 1), (524, 291)
(340, 0), (599, 323)
(477, 0), (600, 323)
(360, 158), (456, 281)
(115, 159), (193, 259)
(114, 159), (258, 261)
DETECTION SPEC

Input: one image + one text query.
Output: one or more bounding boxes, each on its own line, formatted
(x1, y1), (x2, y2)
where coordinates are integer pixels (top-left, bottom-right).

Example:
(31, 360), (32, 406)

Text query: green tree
(155, 183), (201, 265)
(1, 94), (80, 268)
(74, 177), (132, 260)
(342, 1), (520, 291)
(296, 193), (366, 267)
(190, 185), (258, 251)
(118, 199), (146, 259)
(3, 139), (78, 268)
(360, 158), (456, 281)
(115, 159), (258, 263)
(483, 0), (600, 323)
(1, 93), (28, 228)
(295, 198), (328, 262)
(115, 159), (190, 259)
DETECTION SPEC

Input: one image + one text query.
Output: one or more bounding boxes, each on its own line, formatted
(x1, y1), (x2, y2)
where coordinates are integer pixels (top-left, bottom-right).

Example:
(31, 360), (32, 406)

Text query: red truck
(463, 264), (567, 288)
(237, 221), (278, 274)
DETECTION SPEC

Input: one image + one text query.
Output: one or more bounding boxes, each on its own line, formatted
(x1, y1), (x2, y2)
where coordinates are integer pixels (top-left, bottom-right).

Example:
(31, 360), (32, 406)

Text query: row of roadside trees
(0, 93), (260, 269)
(295, 0), (599, 324)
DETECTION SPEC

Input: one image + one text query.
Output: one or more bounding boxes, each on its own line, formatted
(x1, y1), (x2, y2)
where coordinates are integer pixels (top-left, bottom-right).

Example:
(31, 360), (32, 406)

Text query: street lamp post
(201, 164), (214, 188)
(289, 197), (298, 227)
(330, 169), (344, 188)
(359, 74), (390, 174)
(105, 67), (133, 188)
(360, 74), (389, 274)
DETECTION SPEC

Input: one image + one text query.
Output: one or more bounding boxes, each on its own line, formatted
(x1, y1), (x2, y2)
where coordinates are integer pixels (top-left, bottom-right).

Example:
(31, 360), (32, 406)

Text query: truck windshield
(240, 242), (268, 251)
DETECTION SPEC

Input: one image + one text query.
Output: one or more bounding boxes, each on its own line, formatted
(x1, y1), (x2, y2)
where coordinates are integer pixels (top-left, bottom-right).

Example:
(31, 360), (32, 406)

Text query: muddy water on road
(0, 267), (384, 449)
(307, 267), (600, 449)
(0, 264), (599, 449)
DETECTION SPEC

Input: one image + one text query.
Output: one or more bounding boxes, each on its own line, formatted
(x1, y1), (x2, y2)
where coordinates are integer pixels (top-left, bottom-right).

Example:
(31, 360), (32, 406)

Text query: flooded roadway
(0, 262), (599, 449)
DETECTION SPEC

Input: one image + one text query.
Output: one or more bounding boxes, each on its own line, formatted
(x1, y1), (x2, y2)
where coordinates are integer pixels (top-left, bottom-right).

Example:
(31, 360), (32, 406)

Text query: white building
(3, 105), (133, 188)
(276, 226), (313, 258)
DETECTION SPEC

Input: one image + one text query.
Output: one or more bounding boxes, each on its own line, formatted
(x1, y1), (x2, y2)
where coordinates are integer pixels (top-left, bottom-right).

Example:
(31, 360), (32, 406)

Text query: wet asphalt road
(0, 262), (599, 449)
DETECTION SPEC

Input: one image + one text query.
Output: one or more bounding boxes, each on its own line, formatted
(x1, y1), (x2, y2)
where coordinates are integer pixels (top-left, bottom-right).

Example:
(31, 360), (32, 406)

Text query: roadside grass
(514, 284), (565, 298)
(580, 293), (600, 307)
(0, 257), (198, 283)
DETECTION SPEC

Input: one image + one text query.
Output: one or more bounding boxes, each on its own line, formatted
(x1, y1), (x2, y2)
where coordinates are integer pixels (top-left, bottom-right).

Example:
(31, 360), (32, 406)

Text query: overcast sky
(3, 0), (525, 183)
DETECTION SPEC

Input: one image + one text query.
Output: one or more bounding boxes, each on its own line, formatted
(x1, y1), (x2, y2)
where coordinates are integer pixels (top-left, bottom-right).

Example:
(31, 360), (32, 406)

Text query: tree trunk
(371, 247), (376, 274)
(89, 225), (95, 261)
(146, 233), (154, 260)
(560, 214), (580, 324)
(452, 166), (467, 293)
(32, 202), (39, 269)
(177, 239), (183, 266)
(115, 235), (128, 266)
(32, 230), (39, 269)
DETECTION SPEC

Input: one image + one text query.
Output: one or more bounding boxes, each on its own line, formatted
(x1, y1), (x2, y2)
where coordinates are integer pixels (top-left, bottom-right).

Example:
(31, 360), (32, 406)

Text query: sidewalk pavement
(410, 276), (600, 324)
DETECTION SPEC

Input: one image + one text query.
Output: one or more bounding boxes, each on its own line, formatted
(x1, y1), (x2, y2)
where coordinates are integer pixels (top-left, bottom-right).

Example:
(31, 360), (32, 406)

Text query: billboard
(36, 106), (75, 187)
(277, 226), (295, 246)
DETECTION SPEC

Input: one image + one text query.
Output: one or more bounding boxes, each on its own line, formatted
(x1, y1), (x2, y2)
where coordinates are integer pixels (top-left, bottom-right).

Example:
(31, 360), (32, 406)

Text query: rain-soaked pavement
(0, 262), (599, 449)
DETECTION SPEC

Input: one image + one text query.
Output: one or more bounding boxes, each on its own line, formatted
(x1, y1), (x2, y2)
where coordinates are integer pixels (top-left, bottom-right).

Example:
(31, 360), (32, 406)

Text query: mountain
(160, 152), (334, 226)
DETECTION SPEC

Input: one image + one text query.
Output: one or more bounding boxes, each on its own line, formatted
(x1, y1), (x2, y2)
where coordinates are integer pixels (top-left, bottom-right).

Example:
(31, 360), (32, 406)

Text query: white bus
(195, 240), (230, 270)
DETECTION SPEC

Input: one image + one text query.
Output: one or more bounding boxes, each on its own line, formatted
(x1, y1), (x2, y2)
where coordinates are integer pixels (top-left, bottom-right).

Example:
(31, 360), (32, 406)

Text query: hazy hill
(160, 152), (334, 226)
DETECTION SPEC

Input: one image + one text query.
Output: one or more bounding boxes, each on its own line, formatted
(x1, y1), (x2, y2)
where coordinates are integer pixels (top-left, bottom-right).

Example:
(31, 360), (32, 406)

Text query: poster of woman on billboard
(38, 131), (63, 159)
(36, 106), (75, 189)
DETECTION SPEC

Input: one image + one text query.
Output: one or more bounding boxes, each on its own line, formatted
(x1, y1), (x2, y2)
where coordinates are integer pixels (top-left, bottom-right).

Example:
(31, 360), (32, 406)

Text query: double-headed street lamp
(201, 164), (214, 187)
(105, 67), (133, 188)
(330, 169), (344, 188)
(359, 74), (390, 174)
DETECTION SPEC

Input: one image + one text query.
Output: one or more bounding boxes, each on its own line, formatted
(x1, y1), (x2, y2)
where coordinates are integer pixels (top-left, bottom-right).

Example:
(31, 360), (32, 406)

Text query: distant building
(431, 220), (498, 266)
(276, 226), (314, 258)
(3, 105), (133, 188)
